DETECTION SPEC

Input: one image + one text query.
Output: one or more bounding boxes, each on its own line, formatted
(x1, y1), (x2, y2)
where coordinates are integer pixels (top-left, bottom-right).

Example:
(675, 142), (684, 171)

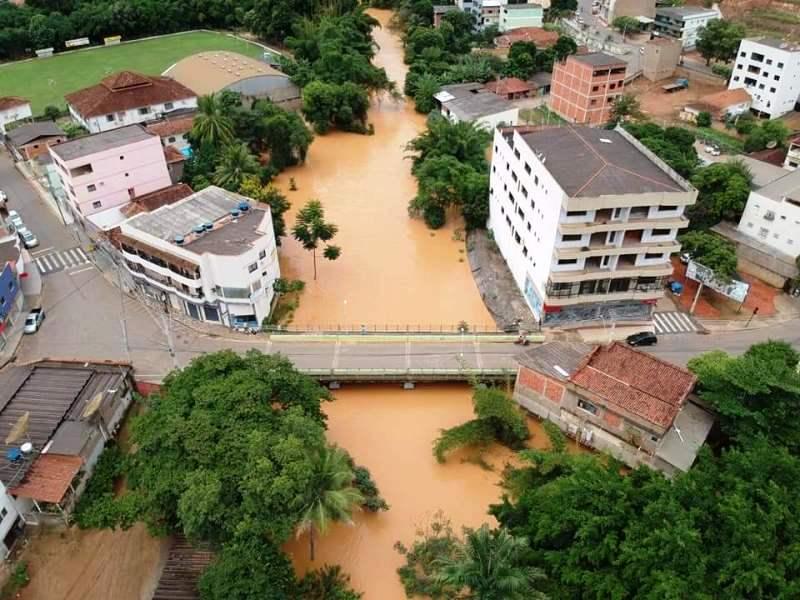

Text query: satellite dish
(766, 140), (778, 149)
(5, 412), (29, 445)
(82, 392), (104, 419)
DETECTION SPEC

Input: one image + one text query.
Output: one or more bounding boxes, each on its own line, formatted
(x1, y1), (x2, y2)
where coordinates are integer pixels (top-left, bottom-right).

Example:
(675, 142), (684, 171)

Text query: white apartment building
(466, 0), (548, 30)
(489, 125), (697, 323)
(737, 169), (800, 257)
(119, 186), (280, 328)
(784, 136), (800, 170)
(729, 38), (800, 119)
(654, 6), (720, 49)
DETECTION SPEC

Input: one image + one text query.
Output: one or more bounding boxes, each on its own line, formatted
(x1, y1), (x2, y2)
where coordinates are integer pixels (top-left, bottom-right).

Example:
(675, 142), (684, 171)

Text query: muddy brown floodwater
(275, 10), (493, 329)
(286, 384), (574, 599)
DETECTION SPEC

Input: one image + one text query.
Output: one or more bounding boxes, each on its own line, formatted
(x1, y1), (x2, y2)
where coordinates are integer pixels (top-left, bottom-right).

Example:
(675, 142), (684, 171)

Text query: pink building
(49, 125), (172, 220)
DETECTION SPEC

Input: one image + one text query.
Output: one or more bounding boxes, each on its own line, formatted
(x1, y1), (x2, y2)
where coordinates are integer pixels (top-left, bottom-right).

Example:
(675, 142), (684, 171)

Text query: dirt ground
(628, 77), (727, 123)
(17, 524), (167, 600)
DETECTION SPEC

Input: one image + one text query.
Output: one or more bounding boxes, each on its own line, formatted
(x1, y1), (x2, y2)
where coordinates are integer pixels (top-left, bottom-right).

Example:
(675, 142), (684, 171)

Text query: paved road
(3, 149), (799, 382)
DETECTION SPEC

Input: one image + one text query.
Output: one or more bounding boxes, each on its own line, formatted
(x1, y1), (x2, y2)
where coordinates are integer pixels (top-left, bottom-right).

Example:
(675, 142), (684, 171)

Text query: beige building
(163, 51), (300, 107)
(642, 38), (682, 82)
(600, 0), (656, 23)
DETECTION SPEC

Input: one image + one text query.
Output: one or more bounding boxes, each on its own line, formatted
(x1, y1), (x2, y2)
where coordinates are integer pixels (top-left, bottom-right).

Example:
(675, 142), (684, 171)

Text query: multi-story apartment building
(119, 186), (280, 329)
(599, 0), (655, 26)
(489, 125), (697, 323)
(549, 53), (627, 125)
(463, 0), (547, 30)
(728, 38), (800, 119)
(737, 169), (800, 257)
(66, 71), (197, 134)
(654, 6), (720, 49)
(49, 125), (172, 221)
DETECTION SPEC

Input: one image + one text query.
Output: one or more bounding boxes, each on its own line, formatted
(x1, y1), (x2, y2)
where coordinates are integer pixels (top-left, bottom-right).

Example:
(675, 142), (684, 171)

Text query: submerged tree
(296, 445), (364, 561)
(292, 200), (341, 280)
(213, 143), (260, 192)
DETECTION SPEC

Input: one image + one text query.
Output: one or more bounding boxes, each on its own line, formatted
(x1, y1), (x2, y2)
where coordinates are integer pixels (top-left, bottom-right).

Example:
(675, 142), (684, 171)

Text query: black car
(626, 331), (657, 347)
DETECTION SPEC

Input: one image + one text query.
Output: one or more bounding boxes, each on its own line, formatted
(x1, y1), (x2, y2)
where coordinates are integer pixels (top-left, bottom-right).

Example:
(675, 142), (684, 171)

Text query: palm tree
(291, 200), (341, 280)
(192, 94), (234, 147)
(296, 445), (364, 561)
(213, 143), (260, 192)
(435, 525), (547, 600)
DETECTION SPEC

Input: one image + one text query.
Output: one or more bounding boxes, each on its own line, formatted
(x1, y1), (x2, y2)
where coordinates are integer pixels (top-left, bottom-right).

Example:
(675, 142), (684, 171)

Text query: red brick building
(513, 341), (714, 475)
(549, 53), (627, 125)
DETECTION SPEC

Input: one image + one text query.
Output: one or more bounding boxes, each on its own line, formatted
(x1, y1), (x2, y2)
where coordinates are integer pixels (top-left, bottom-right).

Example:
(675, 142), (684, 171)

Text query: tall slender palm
(192, 94), (234, 147)
(296, 445), (364, 561)
(435, 525), (548, 600)
(213, 143), (260, 192)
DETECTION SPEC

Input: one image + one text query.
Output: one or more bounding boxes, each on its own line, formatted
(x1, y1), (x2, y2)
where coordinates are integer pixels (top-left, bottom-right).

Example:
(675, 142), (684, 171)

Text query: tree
(688, 160), (751, 227)
(413, 73), (442, 114)
(610, 94), (642, 124)
(678, 231), (738, 281)
(43, 105), (61, 121)
(254, 100), (314, 170)
(238, 177), (291, 242)
(504, 42), (537, 79)
(696, 19), (746, 65)
(688, 341), (800, 450)
(624, 122), (698, 178)
(695, 111), (712, 127)
(302, 81), (370, 134)
(744, 119), (790, 153)
(297, 565), (363, 600)
(213, 143), (260, 192)
(296, 445), (364, 561)
(406, 114), (491, 174)
(198, 535), (297, 600)
(292, 200), (341, 280)
(435, 525), (547, 600)
(611, 16), (640, 37)
(192, 94), (235, 148)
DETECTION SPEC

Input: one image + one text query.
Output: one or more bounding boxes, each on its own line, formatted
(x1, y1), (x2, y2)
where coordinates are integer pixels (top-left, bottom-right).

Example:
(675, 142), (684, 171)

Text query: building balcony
(121, 248), (201, 287)
(554, 238), (680, 260)
(124, 263), (205, 302)
(548, 260), (673, 283)
(559, 215), (689, 235)
(545, 275), (668, 306)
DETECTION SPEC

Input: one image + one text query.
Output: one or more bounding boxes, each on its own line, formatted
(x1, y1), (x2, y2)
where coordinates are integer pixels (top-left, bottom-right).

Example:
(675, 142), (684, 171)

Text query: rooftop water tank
(175, 235), (185, 245)
(193, 225), (205, 234)
(203, 222), (213, 231)
(231, 209), (241, 218)
(238, 201), (250, 212)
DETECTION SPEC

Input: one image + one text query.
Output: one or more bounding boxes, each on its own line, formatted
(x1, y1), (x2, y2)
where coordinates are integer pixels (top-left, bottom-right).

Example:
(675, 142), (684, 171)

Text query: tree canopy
(687, 160), (751, 228)
(696, 19), (746, 65)
(624, 122), (698, 178)
(677, 230), (738, 281)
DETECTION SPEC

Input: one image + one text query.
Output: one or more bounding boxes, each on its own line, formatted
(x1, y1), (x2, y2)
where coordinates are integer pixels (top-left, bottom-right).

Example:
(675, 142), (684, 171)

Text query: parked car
(6, 210), (23, 232)
(23, 308), (45, 334)
(626, 331), (657, 347)
(704, 144), (721, 156)
(17, 227), (38, 249)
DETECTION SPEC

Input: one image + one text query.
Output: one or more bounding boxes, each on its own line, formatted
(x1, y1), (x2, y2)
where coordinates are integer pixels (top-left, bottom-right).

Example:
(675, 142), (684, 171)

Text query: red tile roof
(163, 145), (185, 164)
(146, 114), (195, 138)
(10, 453), (83, 504)
(0, 96), (29, 111)
(122, 183), (194, 217)
(65, 71), (196, 118)
(485, 77), (532, 96)
(569, 342), (696, 429)
(697, 88), (751, 112)
(495, 27), (559, 49)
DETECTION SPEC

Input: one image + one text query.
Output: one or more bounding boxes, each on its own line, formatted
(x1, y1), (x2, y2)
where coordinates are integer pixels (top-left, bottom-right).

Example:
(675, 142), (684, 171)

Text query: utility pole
(745, 306), (759, 328)
(161, 313), (178, 369)
(689, 282), (704, 315)
(116, 263), (130, 359)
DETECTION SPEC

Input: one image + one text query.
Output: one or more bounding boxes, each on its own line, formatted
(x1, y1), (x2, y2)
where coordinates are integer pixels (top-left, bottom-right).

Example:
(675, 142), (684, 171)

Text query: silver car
(6, 210), (23, 232)
(23, 309), (45, 334)
(17, 227), (39, 249)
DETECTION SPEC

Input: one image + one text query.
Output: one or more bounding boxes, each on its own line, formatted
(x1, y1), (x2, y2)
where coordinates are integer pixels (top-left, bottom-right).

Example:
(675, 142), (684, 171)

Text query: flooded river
(286, 384), (571, 599)
(275, 10), (493, 329)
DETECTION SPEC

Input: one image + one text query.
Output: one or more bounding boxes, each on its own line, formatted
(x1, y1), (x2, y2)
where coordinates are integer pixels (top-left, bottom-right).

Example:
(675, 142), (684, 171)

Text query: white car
(23, 309), (45, 334)
(6, 210), (23, 232)
(704, 144), (721, 156)
(0, 190), (7, 205)
(17, 227), (38, 249)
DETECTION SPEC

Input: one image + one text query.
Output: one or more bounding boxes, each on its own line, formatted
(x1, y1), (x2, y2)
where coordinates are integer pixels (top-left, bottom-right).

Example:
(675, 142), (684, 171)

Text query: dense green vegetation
(677, 230), (738, 281)
(686, 160), (751, 229)
(696, 19), (746, 66)
(623, 122), (698, 179)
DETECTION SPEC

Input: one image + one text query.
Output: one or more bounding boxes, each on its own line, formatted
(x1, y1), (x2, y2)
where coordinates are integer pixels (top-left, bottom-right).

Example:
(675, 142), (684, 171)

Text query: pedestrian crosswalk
(653, 311), (698, 335)
(35, 247), (90, 275)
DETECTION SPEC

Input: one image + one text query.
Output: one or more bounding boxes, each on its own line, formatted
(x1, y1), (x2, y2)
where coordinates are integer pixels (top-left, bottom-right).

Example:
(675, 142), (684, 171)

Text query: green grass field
(0, 31), (264, 114)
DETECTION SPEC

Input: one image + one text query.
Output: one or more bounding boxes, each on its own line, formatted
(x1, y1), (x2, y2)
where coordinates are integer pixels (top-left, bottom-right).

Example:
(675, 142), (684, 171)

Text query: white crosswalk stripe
(35, 247), (91, 275)
(653, 311), (699, 335)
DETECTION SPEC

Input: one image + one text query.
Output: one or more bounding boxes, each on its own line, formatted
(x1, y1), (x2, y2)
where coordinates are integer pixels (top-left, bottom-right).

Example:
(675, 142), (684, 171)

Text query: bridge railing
(300, 367), (517, 383)
(265, 323), (521, 335)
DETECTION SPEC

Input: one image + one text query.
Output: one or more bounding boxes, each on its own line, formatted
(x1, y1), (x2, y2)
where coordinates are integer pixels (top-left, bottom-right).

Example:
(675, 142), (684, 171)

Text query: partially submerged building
(514, 341), (714, 475)
(434, 83), (520, 130)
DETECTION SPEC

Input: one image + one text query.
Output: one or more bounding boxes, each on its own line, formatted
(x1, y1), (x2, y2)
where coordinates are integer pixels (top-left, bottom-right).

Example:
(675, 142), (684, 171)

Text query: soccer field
(0, 31), (265, 114)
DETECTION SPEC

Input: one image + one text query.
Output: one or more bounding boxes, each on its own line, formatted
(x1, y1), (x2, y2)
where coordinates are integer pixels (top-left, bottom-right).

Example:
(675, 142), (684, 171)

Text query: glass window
(577, 399), (598, 415)
(92, 200), (102, 209)
(87, 184), (96, 192)
(248, 262), (258, 273)
(106, 114), (114, 122)
(259, 250), (267, 260)
(138, 107), (150, 115)
(203, 305), (220, 322)
(164, 102), (174, 110)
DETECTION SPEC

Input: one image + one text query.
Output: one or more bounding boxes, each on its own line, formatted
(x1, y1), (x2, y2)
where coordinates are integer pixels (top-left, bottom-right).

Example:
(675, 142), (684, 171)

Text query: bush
(42, 105), (62, 121)
(696, 111), (712, 127)
(711, 64), (732, 80)
(353, 466), (389, 512)
(423, 204), (446, 229)
(0, 562), (30, 600)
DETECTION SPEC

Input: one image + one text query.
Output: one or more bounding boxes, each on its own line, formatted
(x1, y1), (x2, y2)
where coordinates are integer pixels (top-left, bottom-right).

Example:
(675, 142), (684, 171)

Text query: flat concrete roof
(656, 6), (719, 18)
(753, 168), (800, 204)
(183, 208), (268, 256)
(571, 52), (626, 68)
(519, 126), (686, 197)
(655, 400), (714, 472)
(437, 83), (515, 121)
(744, 37), (800, 52)
(727, 156), (788, 190)
(50, 124), (153, 161)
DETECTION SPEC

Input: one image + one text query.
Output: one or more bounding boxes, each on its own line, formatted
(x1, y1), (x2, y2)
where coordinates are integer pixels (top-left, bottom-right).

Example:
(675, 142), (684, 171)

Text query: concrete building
(434, 83), (519, 130)
(0, 97), (32, 135)
(654, 6), (721, 49)
(433, 4), (459, 27)
(145, 113), (194, 155)
(784, 135), (800, 170)
(599, 0), (656, 25)
(488, 125), (697, 324)
(0, 233), (24, 356)
(642, 37), (682, 82)
(0, 361), (134, 531)
(737, 169), (800, 259)
(164, 52), (300, 107)
(65, 71), (197, 134)
(5, 122), (66, 161)
(681, 88), (752, 123)
(728, 38), (800, 119)
(549, 53), (627, 125)
(494, 26), (559, 51)
(49, 125), (172, 222)
(499, 3), (544, 31)
(119, 186), (280, 329)
(513, 341), (713, 475)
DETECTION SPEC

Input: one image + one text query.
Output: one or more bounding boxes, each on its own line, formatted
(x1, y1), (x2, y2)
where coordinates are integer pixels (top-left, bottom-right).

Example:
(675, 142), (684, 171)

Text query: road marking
(653, 311), (698, 335)
(68, 249), (82, 263)
(35, 246), (91, 276)
(76, 248), (87, 260)
(40, 256), (53, 271)
(68, 265), (95, 276)
(31, 246), (54, 256)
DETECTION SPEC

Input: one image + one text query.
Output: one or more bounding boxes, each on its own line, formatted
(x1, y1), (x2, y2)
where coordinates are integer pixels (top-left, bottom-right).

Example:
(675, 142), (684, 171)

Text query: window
(164, 102), (174, 110)
(521, 186), (528, 198)
(527, 222), (531, 231)
(522, 246), (528, 257)
(514, 149), (520, 159)
(106, 114), (115, 122)
(736, 64), (743, 69)
(203, 305), (220, 322)
(778, 62), (784, 69)
(566, 210), (587, 217)
(524, 162), (531, 174)
(775, 75), (781, 81)
(517, 207), (524, 219)
(652, 228), (671, 235)
(87, 184), (96, 192)
(557, 258), (578, 265)
(534, 175), (539, 186)
(590, 99), (598, 106)
(168, 136), (176, 143)
(259, 249), (267, 259)
(561, 234), (582, 242)
(138, 107), (150, 115)
(515, 232), (521, 243)
(0, 507), (8, 521)
(512, 171), (518, 182)
(592, 85), (599, 92)
(644, 252), (664, 260)
(609, 278), (630, 293)
(577, 399), (598, 415)
(658, 205), (677, 212)
(92, 200), (102, 209)
(770, 87), (776, 93)
(766, 58), (773, 65)
(759, 83), (765, 90)
(733, 76), (740, 82)
(739, 51), (745, 57)
(751, 52), (764, 62)
(247, 262), (258, 273)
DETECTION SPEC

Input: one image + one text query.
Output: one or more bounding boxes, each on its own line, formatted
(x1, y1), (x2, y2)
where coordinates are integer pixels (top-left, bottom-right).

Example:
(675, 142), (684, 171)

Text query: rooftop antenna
(5, 412), (30, 445)
(674, 425), (685, 443)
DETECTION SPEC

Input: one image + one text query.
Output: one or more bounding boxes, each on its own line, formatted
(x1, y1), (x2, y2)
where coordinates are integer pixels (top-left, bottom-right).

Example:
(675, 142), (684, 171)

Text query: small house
(6, 122), (66, 161)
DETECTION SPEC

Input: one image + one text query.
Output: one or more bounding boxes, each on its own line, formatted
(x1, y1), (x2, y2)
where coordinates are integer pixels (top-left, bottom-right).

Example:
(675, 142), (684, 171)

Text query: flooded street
(286, 384), (571, 599)
(275, 10), (493, 329)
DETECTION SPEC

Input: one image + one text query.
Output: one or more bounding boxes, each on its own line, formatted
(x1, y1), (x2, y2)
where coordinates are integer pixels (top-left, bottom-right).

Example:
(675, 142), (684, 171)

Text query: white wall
(476, 107), (520, 130)
(0, 481), (22, 558)
(729, 39), (800, 119)
(737, 189), (800, 255)
(74, 97), (197, 134)
(681, 12), (719, 48)
(0, 104), (32, 134)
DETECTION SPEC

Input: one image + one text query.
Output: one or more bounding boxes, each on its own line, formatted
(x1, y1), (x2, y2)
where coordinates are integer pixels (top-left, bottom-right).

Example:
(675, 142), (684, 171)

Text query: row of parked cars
(5, 209), (38, 249)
